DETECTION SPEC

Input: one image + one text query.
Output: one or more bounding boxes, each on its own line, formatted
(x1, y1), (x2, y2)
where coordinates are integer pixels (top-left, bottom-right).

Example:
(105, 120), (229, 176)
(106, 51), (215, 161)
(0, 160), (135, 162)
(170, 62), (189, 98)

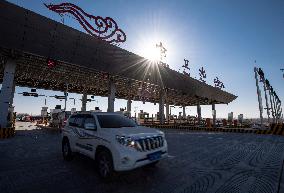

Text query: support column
(107, 81), (116, 112)
(64, 92), (67, 111)
(9, 82), (16, 105)
(81, 93), (87, 111)
(182, 106), (186, 118)
(212, 103), (216, 127)
(197, 103), (201, 125)
(0, 60), (16, 128)
(166, 103), (169, 122)
(64, 84), (69, 111)
(127, 99), (132, 116)
(159, 90), (165, 124)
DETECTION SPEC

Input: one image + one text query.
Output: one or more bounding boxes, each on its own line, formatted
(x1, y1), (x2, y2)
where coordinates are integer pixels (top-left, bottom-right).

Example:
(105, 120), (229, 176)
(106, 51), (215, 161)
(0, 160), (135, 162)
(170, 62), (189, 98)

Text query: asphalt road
(1, 122), (284, 193)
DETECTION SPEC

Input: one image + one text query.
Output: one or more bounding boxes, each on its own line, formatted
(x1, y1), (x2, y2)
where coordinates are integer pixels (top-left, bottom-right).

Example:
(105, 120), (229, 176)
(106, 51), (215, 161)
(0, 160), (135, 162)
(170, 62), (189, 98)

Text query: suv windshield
(97, 114), (137, 128)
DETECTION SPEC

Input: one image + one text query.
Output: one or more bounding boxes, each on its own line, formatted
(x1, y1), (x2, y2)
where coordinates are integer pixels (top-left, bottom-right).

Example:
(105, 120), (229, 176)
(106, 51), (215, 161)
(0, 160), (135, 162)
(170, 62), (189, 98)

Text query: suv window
(97, 114), (136, 128)
(74, 116), (84, 128)
(68, 116), (76, 126)
(68, 114), (84, 127)
(68, 114), (97, 128)
(84, 115), (96, 128)
(84, 118), (95, 124)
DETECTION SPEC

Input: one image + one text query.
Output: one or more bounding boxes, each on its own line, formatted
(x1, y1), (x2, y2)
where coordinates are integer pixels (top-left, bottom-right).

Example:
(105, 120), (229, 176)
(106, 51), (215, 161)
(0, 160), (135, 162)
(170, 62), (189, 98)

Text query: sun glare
(140, 42), (161, 62)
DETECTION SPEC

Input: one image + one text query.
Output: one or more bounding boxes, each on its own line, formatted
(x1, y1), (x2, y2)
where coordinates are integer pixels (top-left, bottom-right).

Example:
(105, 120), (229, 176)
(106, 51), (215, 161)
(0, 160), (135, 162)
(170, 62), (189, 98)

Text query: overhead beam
(0, 0), (237, 106)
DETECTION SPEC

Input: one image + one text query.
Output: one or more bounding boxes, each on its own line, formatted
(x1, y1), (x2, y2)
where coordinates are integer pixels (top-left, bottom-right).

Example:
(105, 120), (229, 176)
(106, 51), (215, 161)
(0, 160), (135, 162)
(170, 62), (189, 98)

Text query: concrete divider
(145, 124), (284, 136)
(0, 127), (15, 139)
(36, 124), (61, 132)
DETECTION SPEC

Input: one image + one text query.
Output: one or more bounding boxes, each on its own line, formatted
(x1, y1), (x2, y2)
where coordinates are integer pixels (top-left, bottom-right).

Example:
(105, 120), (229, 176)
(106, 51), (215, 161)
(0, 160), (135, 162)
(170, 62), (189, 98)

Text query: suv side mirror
(84, 123), (97, 130)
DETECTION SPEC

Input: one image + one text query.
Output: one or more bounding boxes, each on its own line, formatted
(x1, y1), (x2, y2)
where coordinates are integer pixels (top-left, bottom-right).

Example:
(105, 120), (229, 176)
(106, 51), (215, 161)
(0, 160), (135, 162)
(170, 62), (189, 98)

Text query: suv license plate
(147, 151), (162, 161)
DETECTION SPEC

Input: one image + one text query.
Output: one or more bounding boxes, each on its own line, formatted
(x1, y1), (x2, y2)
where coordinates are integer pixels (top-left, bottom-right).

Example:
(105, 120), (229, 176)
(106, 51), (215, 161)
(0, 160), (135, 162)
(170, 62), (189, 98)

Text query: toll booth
(206, 118), (212, 128)
(6, 106), (14, 128)
(138, 110), (150, 124)
(49, 106), (71, 128)
(115, 108), (130, 117)
(222, 119), (227, 127)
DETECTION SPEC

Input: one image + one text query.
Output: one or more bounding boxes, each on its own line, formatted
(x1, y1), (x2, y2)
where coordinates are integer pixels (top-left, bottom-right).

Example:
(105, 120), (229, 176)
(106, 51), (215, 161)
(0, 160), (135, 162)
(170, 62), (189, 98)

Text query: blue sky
(4, 0), (284, 118)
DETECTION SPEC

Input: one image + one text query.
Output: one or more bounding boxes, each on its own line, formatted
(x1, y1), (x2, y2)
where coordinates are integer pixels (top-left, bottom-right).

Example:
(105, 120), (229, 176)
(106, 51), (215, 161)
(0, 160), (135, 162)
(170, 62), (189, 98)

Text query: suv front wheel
(62, 138), (73, 161)
(96, 150), (114, 178)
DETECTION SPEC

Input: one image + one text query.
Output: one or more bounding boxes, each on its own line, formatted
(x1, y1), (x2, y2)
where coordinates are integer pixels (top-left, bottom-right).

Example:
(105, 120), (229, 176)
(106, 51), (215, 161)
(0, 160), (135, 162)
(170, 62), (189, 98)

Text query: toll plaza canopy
(0, 1), (237, 106)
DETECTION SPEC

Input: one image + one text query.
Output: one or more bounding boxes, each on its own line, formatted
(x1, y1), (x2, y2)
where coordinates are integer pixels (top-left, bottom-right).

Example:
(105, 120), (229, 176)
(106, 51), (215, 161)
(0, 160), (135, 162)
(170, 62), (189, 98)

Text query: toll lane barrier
(149, 124), (284, 136)
(0, 127), (15, 139)
(255, 124), (284, 135)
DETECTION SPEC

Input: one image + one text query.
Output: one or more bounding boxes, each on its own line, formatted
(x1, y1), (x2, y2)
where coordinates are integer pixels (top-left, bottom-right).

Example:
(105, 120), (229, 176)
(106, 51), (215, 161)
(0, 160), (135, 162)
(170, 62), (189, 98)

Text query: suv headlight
(116, 135), (142, 151)
(158, 131), (166, 140)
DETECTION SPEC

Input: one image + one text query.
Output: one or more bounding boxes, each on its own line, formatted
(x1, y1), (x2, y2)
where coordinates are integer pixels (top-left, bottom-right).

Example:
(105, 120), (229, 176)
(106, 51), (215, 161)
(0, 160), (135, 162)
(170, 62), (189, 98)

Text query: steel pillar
(166, 103), (169, 122)
(197, 103), (201, 125)
(127, 99), (132, 115)
(0, 59), (16, 128)
(81, 93), (87, 111)
(159, 90), (165, 124)
(212, 103), (216, 127)
(254, 67), (263, 126)
(107, 81), (116, 112)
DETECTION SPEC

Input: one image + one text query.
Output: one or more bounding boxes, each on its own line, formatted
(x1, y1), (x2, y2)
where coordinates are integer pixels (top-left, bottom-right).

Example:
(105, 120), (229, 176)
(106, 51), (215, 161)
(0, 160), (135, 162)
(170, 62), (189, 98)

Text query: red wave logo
(44, 2), (126, 44)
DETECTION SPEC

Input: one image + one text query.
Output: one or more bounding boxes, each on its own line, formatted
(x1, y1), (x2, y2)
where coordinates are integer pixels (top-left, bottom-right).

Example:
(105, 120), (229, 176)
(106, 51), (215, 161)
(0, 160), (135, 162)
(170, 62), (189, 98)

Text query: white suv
(62, 112), (168, 178)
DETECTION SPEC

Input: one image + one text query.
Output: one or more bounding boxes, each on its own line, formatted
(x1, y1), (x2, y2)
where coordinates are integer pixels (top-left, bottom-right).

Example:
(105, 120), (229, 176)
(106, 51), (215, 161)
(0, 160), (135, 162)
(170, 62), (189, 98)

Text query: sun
(139, 41), (161, 62)
(142, 44), (160, 62)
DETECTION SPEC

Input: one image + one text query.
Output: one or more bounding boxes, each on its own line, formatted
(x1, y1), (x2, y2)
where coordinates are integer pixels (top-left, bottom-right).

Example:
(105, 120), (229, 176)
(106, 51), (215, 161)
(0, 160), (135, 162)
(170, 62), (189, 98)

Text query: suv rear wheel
(96, 150), (114, 178)
(62, 138), (73, 161)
